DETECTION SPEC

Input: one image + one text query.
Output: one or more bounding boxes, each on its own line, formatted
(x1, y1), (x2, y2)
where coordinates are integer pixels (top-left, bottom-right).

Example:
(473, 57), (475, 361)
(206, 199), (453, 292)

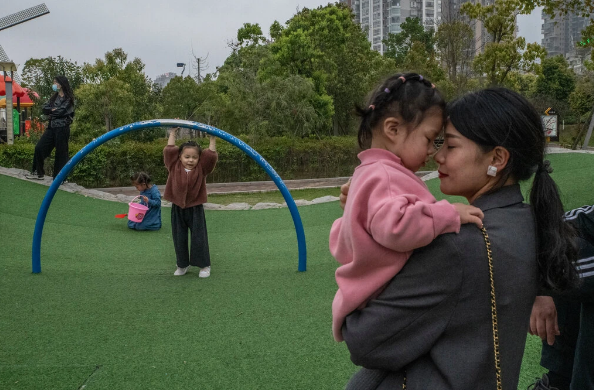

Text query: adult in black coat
(26, 75), (75, 180)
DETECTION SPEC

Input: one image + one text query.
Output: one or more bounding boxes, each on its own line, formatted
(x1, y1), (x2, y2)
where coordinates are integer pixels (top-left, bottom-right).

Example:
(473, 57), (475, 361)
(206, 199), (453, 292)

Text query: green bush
(0, 136), (364, 188)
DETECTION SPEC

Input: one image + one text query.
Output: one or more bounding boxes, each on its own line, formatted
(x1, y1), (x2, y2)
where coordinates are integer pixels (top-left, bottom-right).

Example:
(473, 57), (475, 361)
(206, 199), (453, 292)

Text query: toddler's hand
(339, 178), (351, 210)
(453, 203), (484, 228)
(142, 196), (148, 204)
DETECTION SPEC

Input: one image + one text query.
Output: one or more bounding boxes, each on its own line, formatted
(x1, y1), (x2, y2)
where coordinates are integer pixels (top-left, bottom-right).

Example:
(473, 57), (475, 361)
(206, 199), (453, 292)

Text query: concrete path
(1, 145), (591, 211)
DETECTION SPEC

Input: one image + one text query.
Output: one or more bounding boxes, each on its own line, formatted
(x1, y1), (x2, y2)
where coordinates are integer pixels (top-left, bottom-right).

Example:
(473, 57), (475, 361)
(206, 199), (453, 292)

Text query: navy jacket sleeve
(147, 186), (161, 208)
(342, 233), (463, 371)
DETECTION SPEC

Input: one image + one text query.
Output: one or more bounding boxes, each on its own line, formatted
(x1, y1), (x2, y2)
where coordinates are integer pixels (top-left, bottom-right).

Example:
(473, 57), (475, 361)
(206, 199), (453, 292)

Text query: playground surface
(1, 151), (593, 389)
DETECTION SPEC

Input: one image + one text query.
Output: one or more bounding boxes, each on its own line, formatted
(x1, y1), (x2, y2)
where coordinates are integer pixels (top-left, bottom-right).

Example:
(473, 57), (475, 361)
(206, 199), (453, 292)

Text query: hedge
(0, 136), (363, 188)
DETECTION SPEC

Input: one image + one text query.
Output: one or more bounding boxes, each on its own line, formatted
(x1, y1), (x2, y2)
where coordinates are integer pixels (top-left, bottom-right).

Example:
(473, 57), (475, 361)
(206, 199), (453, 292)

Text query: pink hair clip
(398, 76), (406, 83)
(369, 105), (375, 110)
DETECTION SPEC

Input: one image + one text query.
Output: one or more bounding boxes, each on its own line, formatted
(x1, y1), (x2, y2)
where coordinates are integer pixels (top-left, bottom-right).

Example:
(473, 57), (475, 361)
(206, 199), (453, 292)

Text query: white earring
(487, 165), (497, 177)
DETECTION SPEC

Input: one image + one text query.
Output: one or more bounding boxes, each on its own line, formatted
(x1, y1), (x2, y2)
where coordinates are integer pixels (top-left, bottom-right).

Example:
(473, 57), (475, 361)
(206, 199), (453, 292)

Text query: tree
(401, 41), (445, 82)
(268, 3), (394, 135)
(579, 23), (594, 63)
(435, 19), (474, 82)
(236, 23), (266, 47)
(161, 76), (202, 120)
(567, 72), (594, 148)
(74, 78), (134, 138)
(384, 17), (436, 66)
(534, 56), (576, 101)
(569, 73), (594, 118)
(516, 0), (593, 19)
(504, 72), (537, 96)
(462, 0), (547, 86)
(269, 21), (284, 41)
(76, 48), (160, 138)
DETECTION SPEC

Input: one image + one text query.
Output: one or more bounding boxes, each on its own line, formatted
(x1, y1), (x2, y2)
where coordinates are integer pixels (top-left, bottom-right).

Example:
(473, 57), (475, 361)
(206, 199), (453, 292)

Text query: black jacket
(565, 205), (594, 279)
(43, 95), (74, 128)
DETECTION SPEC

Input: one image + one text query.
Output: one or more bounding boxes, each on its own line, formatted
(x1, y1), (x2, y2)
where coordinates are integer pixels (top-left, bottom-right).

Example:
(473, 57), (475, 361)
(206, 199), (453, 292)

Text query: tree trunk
(582, 106), (594, 149)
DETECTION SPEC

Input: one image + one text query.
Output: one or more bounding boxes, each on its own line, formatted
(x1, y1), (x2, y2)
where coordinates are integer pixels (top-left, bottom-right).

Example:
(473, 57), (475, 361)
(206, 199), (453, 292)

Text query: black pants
(31, 125), (70, 178)
(541, 238), (594, 390)
(171, 204), (211, 268)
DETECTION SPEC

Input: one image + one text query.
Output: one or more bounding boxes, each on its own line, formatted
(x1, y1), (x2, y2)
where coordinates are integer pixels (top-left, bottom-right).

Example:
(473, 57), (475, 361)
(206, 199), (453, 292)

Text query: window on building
(391, 16), (401, 23)
(391, 0), (401, 6)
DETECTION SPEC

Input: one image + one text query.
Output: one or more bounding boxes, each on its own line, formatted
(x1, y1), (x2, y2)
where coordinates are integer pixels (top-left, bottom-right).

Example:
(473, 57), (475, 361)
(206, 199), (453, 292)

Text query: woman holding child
(334, 75), (578, 389)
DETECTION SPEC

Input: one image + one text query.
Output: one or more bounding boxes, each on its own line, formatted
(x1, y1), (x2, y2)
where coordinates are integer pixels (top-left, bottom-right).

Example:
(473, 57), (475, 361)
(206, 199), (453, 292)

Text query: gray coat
(343, 184), (539, 390)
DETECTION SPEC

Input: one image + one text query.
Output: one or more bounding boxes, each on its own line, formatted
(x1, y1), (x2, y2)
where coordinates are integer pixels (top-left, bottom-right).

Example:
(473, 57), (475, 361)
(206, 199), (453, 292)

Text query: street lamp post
(177, 62), (186, 77)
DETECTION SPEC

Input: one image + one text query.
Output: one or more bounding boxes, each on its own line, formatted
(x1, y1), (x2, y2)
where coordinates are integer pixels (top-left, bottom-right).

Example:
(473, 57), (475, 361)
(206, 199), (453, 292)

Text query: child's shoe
(174, 266), (190, 276)
(199, 266), (211, 278)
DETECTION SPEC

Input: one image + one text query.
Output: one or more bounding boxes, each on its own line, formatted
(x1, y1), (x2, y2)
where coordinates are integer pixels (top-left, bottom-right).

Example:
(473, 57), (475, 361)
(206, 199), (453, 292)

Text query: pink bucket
(128, 196), (149, 223)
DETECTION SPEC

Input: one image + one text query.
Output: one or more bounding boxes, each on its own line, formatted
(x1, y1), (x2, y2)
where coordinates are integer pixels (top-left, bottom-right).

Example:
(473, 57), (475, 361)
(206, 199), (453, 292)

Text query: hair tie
(369, 105), (375, 110)
(419, 75), (424, 81)
(384, 88), (391, 93)
(541, 160), (553, 174)
(398, 76), (406, 83)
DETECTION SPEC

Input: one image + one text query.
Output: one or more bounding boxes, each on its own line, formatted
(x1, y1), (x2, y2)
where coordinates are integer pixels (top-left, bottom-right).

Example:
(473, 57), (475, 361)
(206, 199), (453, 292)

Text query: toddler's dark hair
(357, 73), (445, 149)
(130, 171), (152, 185)
(178, 141), (202, 157)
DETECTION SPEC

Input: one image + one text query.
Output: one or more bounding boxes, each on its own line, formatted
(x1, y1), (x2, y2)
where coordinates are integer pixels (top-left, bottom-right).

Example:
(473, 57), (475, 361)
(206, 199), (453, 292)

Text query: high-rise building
(341, 0), (442, 54)
(542, 10), (591, 73)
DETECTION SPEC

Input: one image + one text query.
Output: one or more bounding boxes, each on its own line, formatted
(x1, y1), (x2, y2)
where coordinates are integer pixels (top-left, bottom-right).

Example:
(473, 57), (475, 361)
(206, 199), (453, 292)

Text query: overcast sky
(3, 0), (544, 81)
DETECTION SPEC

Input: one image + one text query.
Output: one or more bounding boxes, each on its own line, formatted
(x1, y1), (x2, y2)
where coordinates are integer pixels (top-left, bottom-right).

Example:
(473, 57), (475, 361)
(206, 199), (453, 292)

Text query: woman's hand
(452, 203), (484, 228)
(529, 295), (559, 346)
(339, 178), (351, 210)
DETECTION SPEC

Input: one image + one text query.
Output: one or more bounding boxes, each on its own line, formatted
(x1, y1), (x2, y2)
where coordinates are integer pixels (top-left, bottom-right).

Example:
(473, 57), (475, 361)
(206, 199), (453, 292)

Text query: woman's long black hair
(49, 75), (75, 106)
(448, 88), (579, 291)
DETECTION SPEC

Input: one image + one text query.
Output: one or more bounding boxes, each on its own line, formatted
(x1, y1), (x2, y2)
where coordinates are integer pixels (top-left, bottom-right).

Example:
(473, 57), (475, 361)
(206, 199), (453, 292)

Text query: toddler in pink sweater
(330, 73), (484, 342)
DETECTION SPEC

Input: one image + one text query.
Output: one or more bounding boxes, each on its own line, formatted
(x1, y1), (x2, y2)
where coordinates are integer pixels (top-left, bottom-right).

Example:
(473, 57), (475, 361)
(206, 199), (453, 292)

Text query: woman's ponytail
(530, 161), (579, 291)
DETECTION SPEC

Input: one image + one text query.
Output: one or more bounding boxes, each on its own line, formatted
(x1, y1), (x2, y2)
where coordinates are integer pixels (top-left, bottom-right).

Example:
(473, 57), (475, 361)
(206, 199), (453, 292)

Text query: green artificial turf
(1, 152), (593, 389)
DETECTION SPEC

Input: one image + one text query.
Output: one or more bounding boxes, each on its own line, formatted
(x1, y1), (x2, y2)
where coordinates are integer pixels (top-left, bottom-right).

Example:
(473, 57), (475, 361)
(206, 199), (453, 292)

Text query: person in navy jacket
(128, 172), (161, 231)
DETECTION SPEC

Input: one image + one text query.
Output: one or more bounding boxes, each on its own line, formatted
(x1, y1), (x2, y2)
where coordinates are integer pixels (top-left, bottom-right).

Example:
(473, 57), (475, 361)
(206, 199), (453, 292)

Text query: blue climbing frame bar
(31, 120), (307, 273)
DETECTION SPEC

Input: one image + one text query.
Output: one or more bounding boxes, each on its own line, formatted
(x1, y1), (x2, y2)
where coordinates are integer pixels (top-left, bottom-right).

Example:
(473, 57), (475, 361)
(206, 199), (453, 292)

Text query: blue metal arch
(32, 119), (307, 273)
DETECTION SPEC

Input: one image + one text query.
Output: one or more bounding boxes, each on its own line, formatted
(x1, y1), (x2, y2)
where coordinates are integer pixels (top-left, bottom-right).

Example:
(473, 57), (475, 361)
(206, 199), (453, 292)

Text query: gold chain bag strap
(402, 226), (503, 390)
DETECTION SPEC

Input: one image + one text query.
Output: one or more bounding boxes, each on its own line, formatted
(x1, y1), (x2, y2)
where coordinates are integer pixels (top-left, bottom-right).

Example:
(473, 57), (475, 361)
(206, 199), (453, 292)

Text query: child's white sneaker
(174, 266), (190, 276)
(199, 266), (211, 278)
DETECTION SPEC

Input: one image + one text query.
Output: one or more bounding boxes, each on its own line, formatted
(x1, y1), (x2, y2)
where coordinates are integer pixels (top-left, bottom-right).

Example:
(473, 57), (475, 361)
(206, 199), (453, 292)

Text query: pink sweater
(329, 149), (461, 342)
